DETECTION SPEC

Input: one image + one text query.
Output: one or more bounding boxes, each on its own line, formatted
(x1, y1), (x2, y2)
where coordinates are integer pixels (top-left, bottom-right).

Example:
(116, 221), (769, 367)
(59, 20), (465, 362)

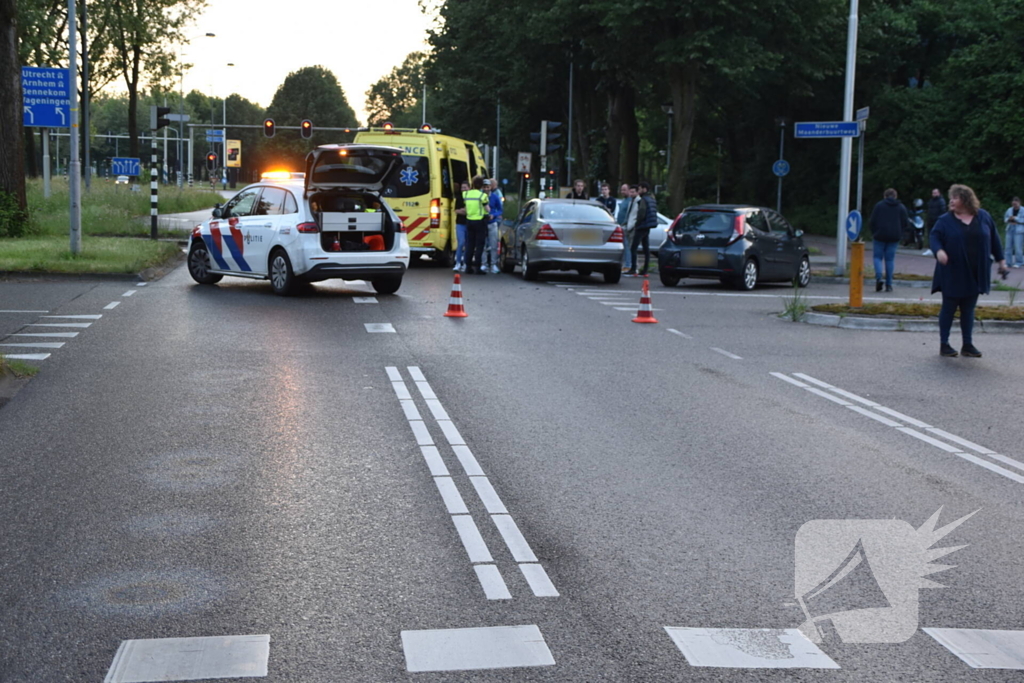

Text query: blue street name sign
(206, 130), (224, 141)
(772, 159), (790, 177)
(794, 121), (860, 139)
(846, 210), (863, 241)
(22, 67), (71, 128)
(111, 157), (141, 177)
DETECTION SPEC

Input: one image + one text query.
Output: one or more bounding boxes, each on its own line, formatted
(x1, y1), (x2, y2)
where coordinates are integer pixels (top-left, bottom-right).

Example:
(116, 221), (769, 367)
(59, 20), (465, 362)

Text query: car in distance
(657, 204), (811, 290)
(186, 144), (410, 296)
(499, 198), (625, 283)
(115, 175), (130, 185)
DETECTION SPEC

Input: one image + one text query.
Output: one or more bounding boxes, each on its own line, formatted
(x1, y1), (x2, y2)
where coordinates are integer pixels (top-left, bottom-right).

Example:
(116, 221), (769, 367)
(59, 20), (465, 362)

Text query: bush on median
(812, 302), (1024, 321)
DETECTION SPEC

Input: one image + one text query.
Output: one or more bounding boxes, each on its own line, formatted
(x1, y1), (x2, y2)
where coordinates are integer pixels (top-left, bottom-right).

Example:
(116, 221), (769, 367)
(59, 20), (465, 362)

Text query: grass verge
(0, 236), (182, 274)
(812, 302), (1024, 321)
(810, 269), (932, 281)
(0, 355), (39, 378)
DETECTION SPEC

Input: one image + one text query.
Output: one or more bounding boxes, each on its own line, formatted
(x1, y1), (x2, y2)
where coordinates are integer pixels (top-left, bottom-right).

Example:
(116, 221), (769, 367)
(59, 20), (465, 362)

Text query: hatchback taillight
(297, 222), (320, 233)
(536, 224), (558, 240)
(729, 214), (746, 242)
(609, 225), (624, 243)
(666, 214), (682, 243)
(429, 198), (440, 228)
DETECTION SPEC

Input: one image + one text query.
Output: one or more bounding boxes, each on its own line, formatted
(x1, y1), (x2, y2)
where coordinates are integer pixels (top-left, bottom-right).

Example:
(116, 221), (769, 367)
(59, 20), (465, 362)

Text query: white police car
(187, 144), (410, 295)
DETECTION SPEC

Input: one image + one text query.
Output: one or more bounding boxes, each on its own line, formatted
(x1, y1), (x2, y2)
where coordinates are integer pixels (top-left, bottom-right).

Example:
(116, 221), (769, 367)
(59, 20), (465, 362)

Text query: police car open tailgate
(304, 144), (404, 193)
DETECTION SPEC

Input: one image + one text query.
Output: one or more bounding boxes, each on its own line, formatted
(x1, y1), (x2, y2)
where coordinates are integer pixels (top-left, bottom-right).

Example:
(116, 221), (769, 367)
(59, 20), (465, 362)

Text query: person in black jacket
(869, 188), (909, 292)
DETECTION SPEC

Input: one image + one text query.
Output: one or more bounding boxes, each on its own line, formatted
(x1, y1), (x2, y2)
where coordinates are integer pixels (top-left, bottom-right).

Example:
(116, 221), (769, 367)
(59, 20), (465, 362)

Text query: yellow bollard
(850, 241), (864, 308)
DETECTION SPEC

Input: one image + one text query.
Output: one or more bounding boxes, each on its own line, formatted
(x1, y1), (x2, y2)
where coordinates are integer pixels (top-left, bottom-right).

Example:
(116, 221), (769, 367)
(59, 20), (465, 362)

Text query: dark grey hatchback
(657, 204), (811, 290)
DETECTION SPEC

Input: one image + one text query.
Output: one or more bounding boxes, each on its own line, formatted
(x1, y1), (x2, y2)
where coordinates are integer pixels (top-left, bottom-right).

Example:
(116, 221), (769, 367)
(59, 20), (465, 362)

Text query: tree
(265, 66), (358, 169)
(365, 52), (426, 126)
(1, 0), (27, 235)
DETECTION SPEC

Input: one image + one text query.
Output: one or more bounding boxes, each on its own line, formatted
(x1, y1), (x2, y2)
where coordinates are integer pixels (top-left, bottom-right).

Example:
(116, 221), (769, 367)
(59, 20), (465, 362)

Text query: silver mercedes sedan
(499, 199), (625, 283)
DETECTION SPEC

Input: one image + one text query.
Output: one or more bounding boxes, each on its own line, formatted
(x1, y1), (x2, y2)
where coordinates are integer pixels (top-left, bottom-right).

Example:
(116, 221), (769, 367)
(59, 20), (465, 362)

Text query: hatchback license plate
(682, 249), (717, 267)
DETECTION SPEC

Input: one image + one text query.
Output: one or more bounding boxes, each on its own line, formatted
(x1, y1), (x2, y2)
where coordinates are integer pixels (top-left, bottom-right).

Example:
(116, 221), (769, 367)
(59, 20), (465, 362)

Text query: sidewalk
(803, 234), (1024, 288)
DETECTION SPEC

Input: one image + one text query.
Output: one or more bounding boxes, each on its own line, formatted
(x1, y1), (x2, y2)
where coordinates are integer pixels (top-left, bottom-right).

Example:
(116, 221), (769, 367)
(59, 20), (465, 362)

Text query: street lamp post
(716, 138), (723, 204)
(776, 118), (786, 213)
(835, 0), (860, 275)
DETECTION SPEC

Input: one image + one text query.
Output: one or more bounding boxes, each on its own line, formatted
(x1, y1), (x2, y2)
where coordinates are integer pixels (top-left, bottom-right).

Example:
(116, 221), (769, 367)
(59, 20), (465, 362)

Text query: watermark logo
(795, 507), (977, 644)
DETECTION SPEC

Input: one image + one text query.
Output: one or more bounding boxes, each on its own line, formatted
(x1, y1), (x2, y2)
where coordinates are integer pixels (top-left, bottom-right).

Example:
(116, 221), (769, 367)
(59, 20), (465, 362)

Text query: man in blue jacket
(483, 178), (503, 273)
(868, 188), (908, 292)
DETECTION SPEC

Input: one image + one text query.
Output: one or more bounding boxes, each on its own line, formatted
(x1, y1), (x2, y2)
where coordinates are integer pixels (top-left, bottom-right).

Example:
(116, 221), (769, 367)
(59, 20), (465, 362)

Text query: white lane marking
(451, 515), (493, 563)
(434, 477), (470, 514)
(710, 347), (742, 360)
(925, 427), (994, 455)
(924, 628), (1024, 669)
(0, 342), (65, 349)
(947, 452), (1024, 483)
(0, 310), (49, 313)
(365, 322), (396, 333)
(135, 282), (147, 286)
(874, 406), (931, 428)
(1, 353), (49, 360)
(519, 563), (559, 597)
(898, 427), (966, 453)
(123, 290), (137, 297)
(399, 399), (421, 420)
(980, 452), (1024, 474)
(847, 405), (903, 427)
(419, 446), (449, 476)
(104, 634), (270, 682)
(793, 373), (879, 407)
(27, 322), (91, 327)
(391, 381), (411, 400)
(402, 625), (555, 672)
(770, 372), (809, 388)
(473, 565), (512, 601)
(407, 366), (426, 382)
(599, 300), (632, 305)
(667, 328), (693, 339)
(353, 297), (378, 304)
(491, 515), (538, 563)
(436, 419), (466, 446)
(452, 445), (484, 476)
(415, 381), (437, 400)
(424, 399), (450, 421)
(551, 283), (575, 287)
(42, 314), (101, 319)
(803, 386), (852, 406)
(103, 302), (121, 310)
(408, 420), (433, 446)
(664, 627), (840, 669)
(469, 476), (508, 514)
(13, 332), (78, 338)
(385, 366), (402, 381)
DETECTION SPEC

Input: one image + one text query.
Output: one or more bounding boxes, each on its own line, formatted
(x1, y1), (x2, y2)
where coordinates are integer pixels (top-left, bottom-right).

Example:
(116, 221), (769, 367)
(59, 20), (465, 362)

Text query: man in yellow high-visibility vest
(463, 175), (491, 274)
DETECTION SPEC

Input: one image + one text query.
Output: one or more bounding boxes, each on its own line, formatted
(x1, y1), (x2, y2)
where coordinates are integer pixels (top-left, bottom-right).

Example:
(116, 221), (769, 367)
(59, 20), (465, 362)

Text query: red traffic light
(300, 119), (312, 139)
(205, 152), (218, 171)
(263, 118), (275, 138)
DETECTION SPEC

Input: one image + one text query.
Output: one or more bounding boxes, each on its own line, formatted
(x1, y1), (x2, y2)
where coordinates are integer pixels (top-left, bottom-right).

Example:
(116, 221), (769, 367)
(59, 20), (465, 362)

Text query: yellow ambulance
(353, 124), (488, 265)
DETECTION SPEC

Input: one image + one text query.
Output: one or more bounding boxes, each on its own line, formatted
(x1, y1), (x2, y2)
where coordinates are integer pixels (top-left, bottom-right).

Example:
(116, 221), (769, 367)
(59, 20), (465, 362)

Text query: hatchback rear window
(675, 211), (736, 235)
(311, 153), (395, 186)
(540, 203), (615, 222)
(382, 155), (430, 199)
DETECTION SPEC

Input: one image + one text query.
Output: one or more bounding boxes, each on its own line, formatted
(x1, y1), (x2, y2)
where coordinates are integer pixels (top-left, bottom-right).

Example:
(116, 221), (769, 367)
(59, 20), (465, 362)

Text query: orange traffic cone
(444, 273), (469, 318)
(632, 279), (658, 324)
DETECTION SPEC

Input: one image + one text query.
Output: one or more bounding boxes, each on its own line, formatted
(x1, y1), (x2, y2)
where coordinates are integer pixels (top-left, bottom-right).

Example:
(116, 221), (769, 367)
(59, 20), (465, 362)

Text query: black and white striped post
(150, 135), (158, 239)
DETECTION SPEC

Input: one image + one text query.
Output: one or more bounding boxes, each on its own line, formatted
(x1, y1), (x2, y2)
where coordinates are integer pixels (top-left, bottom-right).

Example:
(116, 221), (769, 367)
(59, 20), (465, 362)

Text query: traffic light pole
(539, 121), (547, 196)
(151, 133), (158, 239)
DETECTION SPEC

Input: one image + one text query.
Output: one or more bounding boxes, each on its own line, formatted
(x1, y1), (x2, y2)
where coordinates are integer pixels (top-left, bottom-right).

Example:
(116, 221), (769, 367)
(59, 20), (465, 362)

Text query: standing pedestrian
(566, 179), (589, 200)
(1003, 197), (1024, 268)
(596, 183), (617, 214)
(930, 184), (1007, 358)
(485, 178), (503, 273)
(620, 185), (639, 273)
(868, 188), (908, 292)
(924, 187), (947, 256)
(452, 180), (470, 271)
(463, 176), (490, 274)
(628, 182), (658, 277)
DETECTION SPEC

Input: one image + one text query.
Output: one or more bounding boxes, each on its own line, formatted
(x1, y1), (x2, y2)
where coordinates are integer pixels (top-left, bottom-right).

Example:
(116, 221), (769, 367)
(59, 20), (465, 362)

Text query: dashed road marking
(0, 342), (65, 349)
(491, 514), (538, 563)
(469, 476), (508, 514)
(365, 322), (396, 333)
(353, 297), (378, 304)
(104, 302), (121, 310)
(519, 563), (559, 597)
(710, 347), (743, 360)
(401, 625), (554, 672)
(473, 565), (512, 600)
(452, 445), (484, 476)
(14, 332), (79, 338)
(0, 310), (48, 313)
(28, 322), (92, 328)
(451, 514), (493, 563)
(419, 446), (450, 476)
(122, 290), (137, 297)
(104, 634), (270, 682)
(434, 477), (470, 514)
(1, 353), (49, 360)
(667, 328), (693, 339)
(43, 314), (101, 319)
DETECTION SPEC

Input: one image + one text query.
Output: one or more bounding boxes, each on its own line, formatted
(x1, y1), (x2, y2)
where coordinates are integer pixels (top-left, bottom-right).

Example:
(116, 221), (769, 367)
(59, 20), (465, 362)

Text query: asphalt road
(1, 264), (1023, 682)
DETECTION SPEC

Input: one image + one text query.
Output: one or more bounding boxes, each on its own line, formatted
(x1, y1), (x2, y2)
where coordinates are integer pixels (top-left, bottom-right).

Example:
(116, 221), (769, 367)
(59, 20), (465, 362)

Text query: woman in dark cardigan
(929, 184), (1007, 358)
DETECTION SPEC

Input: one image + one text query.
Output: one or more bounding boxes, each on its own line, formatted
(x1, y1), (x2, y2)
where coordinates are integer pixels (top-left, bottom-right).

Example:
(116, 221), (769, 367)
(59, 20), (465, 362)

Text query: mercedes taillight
(536, 224), (558, 241)
(609, 226), (624, 243)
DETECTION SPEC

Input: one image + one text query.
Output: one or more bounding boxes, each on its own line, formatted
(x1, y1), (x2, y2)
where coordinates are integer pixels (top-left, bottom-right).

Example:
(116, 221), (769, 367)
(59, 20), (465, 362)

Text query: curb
(810, 275), (932, 288)
(795, 312), (1024, 332)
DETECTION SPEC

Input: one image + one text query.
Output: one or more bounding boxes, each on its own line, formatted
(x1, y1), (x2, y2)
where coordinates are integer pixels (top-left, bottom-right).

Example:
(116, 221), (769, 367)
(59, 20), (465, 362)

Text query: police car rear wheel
(269, 250), (295, 296)
(371, 276), (402, 295)
(188, 243), (222, 285)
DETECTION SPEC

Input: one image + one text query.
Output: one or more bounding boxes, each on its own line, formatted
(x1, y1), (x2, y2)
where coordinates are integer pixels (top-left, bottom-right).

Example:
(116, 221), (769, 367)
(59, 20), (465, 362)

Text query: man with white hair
(482, 178), (503, 273)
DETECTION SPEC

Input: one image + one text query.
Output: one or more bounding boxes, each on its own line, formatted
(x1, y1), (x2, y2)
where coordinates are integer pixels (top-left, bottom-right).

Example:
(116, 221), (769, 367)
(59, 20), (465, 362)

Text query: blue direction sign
(206, 130), (224, 140)
(22, 67), (71, 128)
(794, 122), (860, 139)
(846, 210), (863, 241)
(111, 157), (141, 177)
(772, 159), (790, 177)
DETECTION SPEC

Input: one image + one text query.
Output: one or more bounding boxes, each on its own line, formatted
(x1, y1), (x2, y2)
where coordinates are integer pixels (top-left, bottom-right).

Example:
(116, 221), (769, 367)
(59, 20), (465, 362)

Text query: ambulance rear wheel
(188, 242), (222, 285)
(434, 243), (453, 267)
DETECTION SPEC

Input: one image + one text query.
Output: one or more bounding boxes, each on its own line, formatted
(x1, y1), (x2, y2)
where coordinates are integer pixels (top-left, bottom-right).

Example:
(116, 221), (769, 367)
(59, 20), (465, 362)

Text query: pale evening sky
(178, 0), (436, 125)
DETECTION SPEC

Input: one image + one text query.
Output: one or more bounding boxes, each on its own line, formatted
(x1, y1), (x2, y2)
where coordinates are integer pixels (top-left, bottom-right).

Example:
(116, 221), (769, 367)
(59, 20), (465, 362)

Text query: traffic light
(206, 152), (218, 171)
(543, 120), (562, 155)
(263, 118), (275, 138)
(524, 172), (530, 180)
(150, 105), (171, 130)
(300, 119), (312, 139)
